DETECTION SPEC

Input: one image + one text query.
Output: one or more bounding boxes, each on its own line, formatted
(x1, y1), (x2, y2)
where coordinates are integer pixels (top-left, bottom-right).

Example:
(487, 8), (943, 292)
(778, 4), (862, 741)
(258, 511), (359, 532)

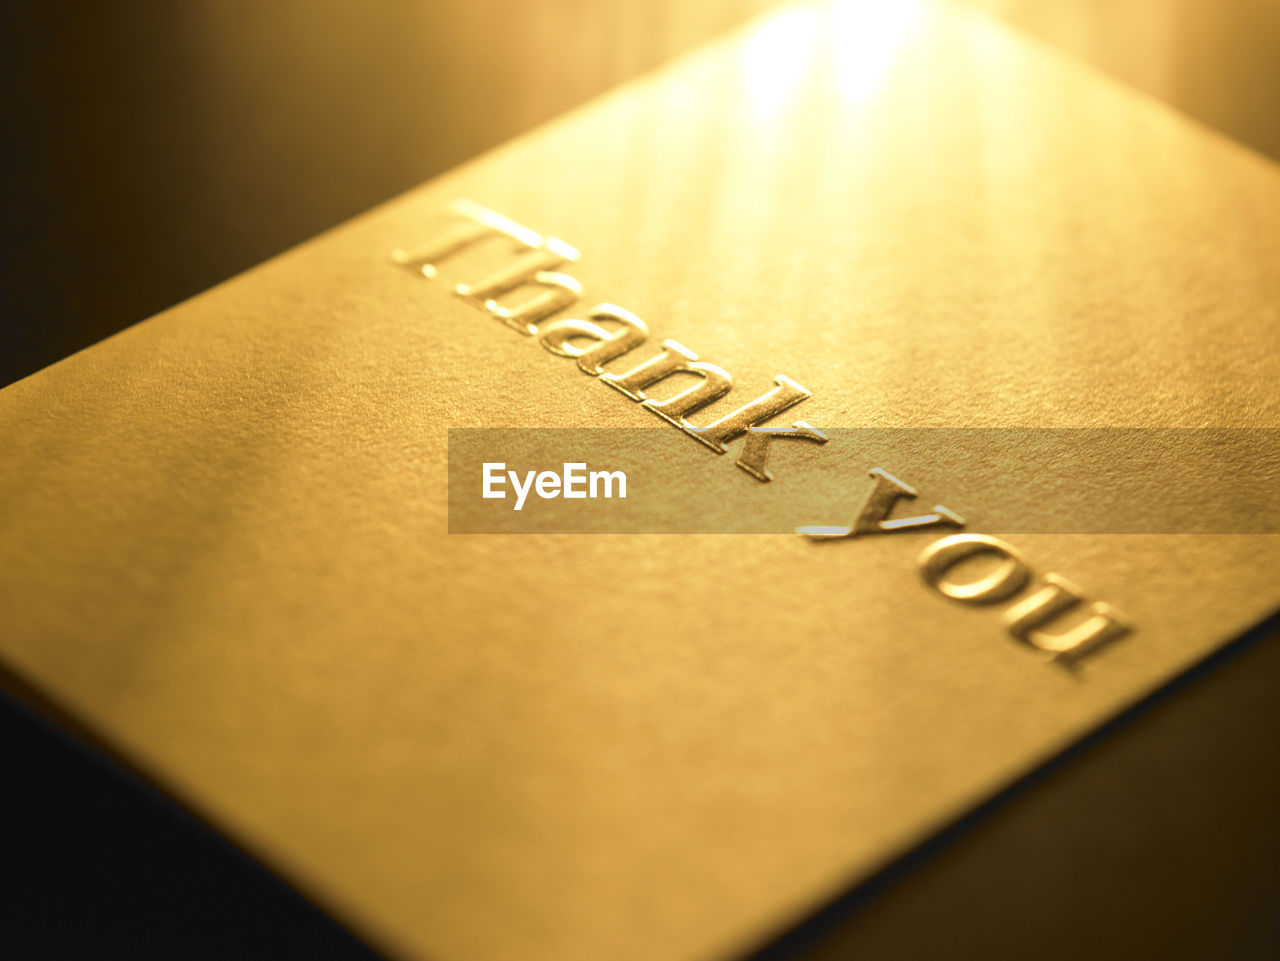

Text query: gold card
(1, 1), (1278, 960)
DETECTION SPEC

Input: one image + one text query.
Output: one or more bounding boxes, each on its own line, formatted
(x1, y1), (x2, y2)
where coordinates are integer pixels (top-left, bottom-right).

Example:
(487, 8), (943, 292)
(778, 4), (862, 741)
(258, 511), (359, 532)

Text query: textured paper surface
(2, 2), (1278, 959)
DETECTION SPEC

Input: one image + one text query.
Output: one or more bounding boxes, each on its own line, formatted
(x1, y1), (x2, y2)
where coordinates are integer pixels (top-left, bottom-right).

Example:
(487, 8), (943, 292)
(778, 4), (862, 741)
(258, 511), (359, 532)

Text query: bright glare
(740, 5), (820, 113)
(739, 0), (923, 113)
(832, 0), (923, 103)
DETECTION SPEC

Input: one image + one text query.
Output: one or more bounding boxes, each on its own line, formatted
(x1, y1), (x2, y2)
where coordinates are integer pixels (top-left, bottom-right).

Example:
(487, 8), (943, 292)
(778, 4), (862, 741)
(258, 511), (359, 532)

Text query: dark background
(1, 2), (1278, 958)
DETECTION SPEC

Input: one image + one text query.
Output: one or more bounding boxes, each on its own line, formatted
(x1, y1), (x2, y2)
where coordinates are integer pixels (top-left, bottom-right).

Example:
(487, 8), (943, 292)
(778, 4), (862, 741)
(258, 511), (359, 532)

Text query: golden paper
(1, 2), (1277, 959)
